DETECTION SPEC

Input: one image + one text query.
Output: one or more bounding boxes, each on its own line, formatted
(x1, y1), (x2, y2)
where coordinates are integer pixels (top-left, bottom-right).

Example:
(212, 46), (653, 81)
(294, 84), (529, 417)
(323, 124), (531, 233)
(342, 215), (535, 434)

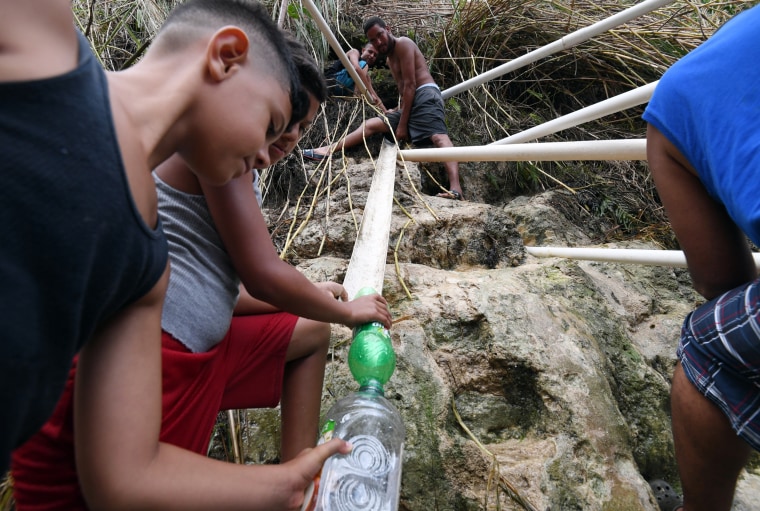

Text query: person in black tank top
(0, 0), (353, 508)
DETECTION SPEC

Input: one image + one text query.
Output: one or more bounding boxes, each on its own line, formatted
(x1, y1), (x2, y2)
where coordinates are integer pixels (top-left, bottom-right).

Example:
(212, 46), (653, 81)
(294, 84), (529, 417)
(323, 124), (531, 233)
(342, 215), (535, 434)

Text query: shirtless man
(304, 16), (463, 200)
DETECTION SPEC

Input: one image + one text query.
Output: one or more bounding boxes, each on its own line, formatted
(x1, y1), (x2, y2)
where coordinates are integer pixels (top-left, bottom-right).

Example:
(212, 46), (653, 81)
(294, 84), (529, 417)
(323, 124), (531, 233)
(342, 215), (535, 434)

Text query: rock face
(235, 156), (760, 510)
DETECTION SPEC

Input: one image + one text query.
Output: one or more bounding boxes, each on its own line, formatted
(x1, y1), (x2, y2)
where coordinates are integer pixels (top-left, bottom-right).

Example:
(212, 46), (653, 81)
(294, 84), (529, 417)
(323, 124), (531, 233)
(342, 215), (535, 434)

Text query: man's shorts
(384, 83), (448, 145)
(678, 277), (760, 451)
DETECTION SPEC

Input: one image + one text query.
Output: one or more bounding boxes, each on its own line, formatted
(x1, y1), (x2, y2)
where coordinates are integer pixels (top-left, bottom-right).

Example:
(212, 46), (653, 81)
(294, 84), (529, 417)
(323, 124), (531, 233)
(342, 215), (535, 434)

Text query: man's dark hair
(157, 0), (305, 119)
(362, 16), (387, 34)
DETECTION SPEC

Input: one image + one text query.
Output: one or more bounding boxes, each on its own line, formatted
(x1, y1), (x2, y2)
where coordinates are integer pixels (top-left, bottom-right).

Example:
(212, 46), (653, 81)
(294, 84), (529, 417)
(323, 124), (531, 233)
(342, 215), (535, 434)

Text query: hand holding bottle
(287, 438), (352, 511)
(343, 291), (392, 329)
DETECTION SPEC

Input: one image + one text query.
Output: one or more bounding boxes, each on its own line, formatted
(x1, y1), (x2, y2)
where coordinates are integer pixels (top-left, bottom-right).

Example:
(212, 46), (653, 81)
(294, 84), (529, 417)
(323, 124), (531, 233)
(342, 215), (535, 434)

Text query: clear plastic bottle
(301, 287), (405, 511)
(309, 383), (405, 511)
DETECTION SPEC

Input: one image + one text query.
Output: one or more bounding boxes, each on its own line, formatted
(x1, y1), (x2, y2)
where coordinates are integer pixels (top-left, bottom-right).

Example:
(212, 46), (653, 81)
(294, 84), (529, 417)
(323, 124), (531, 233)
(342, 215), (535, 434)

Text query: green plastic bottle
(347, 287), (396, 389)
(303, 287), (404, 511)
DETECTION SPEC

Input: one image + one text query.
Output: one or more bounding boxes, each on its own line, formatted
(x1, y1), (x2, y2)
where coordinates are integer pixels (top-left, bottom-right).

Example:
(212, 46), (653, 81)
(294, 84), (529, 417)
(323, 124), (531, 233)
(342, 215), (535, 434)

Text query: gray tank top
(154, 173), (240, 352)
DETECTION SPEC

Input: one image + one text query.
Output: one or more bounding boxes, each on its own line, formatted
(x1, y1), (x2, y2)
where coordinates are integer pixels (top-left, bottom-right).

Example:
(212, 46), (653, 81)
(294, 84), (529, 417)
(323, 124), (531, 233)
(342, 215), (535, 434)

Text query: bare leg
(310, 117), (390, 157)
(671, 362), (751, 511)
(430, 133), (462, 198)
(279, 318), (330, 462)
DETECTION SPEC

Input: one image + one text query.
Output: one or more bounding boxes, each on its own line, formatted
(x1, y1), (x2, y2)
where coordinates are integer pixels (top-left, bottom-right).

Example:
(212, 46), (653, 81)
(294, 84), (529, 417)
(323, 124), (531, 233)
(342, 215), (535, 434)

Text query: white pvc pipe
(526, 246), (760, 269)
(342, 140), (398, 298)
(441, 0), (673, 99)
(492, 82), (658, 145)
(399, 139), (647, 162)
(301, 0), (371, 101)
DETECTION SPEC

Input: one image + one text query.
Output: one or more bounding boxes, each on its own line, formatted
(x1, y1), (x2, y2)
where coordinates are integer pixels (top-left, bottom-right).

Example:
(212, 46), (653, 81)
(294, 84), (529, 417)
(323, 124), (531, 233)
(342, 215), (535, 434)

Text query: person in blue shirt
(644, 5), (760, 510)
(326, 42), (387, 111)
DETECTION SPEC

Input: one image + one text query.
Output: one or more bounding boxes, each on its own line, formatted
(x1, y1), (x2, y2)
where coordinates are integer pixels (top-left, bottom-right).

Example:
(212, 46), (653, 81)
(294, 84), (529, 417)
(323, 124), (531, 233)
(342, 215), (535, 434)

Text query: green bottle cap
(354, 286), (378, 299)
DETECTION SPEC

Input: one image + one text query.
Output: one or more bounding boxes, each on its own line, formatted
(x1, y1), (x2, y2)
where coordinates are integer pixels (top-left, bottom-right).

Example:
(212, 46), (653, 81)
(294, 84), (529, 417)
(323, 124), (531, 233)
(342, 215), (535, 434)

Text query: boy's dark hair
(286, 35), (327, 105)
(363, 16), (387, 34)
(157, 0), (305, 120)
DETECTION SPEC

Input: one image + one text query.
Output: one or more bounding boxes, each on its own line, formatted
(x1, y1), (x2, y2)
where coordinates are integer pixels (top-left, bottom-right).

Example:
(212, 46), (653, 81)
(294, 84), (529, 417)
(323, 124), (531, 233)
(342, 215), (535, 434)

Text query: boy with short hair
(11, 38), (393, 510)
(1, 0), (350, 508)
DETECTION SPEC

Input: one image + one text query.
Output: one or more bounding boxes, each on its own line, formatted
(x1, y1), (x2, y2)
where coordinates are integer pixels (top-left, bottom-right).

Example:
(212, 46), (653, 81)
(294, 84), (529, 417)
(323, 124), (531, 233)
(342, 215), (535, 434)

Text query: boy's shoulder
(0, 1), (80, 82)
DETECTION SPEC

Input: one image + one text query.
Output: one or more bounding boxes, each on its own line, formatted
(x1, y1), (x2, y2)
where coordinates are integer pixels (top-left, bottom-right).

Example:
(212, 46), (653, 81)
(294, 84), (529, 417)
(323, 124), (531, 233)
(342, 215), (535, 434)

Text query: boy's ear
(206, 26), (250, 82)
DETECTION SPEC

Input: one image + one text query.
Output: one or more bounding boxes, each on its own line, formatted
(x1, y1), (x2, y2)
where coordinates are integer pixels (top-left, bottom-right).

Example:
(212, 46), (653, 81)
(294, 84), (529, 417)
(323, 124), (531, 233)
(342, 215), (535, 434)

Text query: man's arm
(647, 124), (757, 299)
(393, 39), (419, 142)
(234, 283), (280, 315)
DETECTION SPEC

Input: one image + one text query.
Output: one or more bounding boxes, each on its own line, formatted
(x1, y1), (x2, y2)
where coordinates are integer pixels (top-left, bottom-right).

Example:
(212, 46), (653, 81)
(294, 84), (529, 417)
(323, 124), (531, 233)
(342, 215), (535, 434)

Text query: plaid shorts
(678, 278), (760, 451)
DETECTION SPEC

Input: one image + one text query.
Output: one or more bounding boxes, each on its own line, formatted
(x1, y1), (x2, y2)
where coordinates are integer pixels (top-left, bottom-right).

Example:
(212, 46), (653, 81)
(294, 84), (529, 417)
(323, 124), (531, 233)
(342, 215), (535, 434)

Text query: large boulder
(227, 156), (760, 510)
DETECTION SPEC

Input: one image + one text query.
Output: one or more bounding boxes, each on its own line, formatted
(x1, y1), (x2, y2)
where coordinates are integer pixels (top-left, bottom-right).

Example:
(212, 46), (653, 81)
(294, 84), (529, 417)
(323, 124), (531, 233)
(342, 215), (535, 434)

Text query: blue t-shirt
(335, 60), (368, 89)
(643, 5), (760, 245)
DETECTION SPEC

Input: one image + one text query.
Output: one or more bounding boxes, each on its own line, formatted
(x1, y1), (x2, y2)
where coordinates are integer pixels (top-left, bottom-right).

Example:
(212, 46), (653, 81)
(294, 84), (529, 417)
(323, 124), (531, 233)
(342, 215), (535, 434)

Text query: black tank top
(0, 32), (168, 469)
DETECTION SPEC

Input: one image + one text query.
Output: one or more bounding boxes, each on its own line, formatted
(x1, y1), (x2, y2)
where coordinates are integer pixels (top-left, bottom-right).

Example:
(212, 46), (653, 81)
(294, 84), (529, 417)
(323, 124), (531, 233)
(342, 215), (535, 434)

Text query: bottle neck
(358, 381), (385, 396)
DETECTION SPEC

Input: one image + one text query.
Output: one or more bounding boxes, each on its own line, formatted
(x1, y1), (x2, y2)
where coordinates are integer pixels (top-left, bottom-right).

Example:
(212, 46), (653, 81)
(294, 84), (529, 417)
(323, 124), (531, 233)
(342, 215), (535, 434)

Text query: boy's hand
(345, 293), (392, 329)
(314, 281), (348, 301)
(285, 438), (352, 510)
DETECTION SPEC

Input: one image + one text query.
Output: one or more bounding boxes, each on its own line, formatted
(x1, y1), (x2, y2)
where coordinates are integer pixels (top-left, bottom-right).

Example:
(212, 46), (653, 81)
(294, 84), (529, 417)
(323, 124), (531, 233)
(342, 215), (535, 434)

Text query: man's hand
(395, 123), (409, 143)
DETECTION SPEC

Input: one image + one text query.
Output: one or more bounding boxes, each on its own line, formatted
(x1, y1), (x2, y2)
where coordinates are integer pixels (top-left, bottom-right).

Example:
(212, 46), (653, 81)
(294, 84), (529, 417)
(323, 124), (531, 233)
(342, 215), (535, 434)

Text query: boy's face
(267, 93), (320, 165)
(366, 24), (391, 56)
(361, 45), (378, 66)
(186, 71), (291, 186)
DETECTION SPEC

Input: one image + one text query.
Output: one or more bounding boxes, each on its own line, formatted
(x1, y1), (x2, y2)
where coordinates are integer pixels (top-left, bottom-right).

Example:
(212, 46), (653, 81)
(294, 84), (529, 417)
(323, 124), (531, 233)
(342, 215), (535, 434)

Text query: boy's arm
(234, 281), (348, 316)
(234, 283), (280, 315)
(356, 64), (387, 112)
(74, 264), (351, 510)
(346, 48), (362, 71)
(201, 173), (392, 328)
(347, 48), (383, 107)
(647, 124), (757, 299)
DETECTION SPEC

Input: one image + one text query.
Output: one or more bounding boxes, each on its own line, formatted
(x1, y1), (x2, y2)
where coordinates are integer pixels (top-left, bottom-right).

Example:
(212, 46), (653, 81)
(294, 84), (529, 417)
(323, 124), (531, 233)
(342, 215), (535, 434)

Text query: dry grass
(416, 0), (753, 246)
(271, 0), (753, 249)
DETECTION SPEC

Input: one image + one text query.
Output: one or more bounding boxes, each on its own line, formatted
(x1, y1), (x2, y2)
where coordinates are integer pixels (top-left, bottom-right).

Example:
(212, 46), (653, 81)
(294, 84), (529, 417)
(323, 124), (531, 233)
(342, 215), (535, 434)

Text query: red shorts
(160, 313), (296, 453)
(11, 312), (297, 511)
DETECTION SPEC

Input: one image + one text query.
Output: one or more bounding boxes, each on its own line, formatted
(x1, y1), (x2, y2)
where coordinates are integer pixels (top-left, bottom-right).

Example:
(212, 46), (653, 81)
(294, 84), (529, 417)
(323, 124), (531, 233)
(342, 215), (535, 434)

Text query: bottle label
(319, 419), (336, 443)
(353, 321), (391, 341)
